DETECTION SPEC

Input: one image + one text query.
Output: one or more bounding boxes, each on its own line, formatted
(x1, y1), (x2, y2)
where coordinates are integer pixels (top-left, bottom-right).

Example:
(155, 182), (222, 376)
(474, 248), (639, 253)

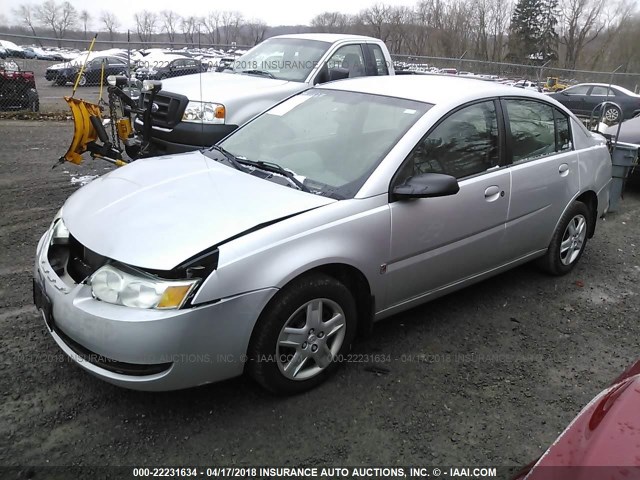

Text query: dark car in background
(549, 83), (640, 122)
(46, 55), (129, 86)
(135, 55), (205, 80)
(0, 59), (39, 111)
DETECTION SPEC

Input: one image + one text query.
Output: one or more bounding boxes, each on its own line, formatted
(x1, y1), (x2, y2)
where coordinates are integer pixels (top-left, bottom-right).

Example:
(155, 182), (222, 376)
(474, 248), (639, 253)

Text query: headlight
(182, 101), (225, 124)
(90, 264), (199, 310)
(48, 209), (69, 245)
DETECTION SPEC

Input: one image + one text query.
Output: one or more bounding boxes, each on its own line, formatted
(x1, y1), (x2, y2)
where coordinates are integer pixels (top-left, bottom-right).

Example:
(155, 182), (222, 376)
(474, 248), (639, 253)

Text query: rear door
(502, 98), (579, 260)
(385, 99), (511, 307)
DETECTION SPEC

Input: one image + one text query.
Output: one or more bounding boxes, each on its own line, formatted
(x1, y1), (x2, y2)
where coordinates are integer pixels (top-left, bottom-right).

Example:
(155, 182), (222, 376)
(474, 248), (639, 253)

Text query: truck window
(326, 45), (366, 78)
(368, 44), (389, 76)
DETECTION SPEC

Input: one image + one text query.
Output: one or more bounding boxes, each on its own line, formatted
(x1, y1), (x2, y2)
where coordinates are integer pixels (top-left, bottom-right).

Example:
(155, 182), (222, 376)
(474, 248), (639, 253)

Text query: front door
(385, 99), (511, 308)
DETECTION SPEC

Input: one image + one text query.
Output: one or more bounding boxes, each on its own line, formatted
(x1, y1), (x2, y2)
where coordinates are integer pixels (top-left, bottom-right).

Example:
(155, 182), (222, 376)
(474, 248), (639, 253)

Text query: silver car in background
(34, 75), (612, 394)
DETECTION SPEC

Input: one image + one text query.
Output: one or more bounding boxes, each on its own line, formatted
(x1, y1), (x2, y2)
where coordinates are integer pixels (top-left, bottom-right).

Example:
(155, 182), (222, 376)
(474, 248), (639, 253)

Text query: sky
(0, 0), (416, 29)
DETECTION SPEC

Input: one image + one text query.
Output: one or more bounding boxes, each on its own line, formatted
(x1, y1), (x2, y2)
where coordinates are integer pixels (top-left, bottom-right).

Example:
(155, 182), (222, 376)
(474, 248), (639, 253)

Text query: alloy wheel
(276, 298), (346, 381)
(560, 214), (587, 265)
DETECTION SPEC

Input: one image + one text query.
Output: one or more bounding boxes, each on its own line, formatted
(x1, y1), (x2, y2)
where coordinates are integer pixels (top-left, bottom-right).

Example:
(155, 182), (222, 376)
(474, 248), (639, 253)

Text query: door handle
(559, 163), (569, 176)
(484, 185), (501, 202)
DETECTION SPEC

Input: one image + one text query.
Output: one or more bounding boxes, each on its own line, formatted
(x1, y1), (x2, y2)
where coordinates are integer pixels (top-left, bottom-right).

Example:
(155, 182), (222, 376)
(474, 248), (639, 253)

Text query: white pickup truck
(134, 33), (396, 155)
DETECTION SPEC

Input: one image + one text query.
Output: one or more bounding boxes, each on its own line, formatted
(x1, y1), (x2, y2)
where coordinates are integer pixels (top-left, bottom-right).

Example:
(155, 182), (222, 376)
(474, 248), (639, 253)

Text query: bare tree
(12, 4), (40, 41)
(181, 16), (198, 44)
(559, 0), (606, 69)
(160, 10), (180, 45)
(79, 10), (91, 39)
(359, 4), (393, 42)
(100, 11), (120, 45)
(221, 11), (244, 44)
(310, 12), (352, 33)
(246, 20), (268, 45)
(203, 11), (221, 44)
(36, 0), (78, 45)
(584, 0), (634, 70)
(134, 10), (158, 43)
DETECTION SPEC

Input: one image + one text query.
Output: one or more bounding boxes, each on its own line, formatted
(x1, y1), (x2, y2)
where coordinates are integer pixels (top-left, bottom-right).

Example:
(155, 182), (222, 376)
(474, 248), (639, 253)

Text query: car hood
(62, 151), (335, 270)
(524, 369), (640, 479)
(159, 71), (298, 103)
(605, 116), (640, 144)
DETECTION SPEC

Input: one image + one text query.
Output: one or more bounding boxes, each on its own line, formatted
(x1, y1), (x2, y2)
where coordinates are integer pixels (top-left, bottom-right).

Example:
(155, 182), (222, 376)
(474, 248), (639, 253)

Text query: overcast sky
(0, 0), (416, 28)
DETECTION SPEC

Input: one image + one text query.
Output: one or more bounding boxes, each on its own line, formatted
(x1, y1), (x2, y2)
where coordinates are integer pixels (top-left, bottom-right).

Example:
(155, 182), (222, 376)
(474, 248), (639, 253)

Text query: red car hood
(524, 361), (640, 479)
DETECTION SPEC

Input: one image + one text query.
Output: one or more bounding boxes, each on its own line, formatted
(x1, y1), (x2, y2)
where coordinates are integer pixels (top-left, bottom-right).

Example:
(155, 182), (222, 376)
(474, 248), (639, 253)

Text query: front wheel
(75, 73), (87, 86)
(247, 273), (357, 394)
(538, 201), (591, 275)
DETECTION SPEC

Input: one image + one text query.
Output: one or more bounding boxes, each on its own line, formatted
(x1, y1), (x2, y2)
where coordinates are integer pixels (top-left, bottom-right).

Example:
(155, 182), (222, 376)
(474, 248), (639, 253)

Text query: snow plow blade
(61, 96), (127, 167)
(62, 96), (103, 165)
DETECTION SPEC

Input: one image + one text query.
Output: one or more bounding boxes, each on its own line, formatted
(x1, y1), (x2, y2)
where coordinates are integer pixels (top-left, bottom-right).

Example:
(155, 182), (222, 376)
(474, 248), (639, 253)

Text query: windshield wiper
(206, 145), (245, 171)
(237, 159), (311, 193)
(240, 69), (275, 79)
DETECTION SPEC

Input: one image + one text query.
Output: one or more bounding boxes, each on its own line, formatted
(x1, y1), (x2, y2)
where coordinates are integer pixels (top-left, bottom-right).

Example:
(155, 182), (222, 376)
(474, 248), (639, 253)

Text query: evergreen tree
(508, 0), (543, 63)
(538, 0), (559, 62)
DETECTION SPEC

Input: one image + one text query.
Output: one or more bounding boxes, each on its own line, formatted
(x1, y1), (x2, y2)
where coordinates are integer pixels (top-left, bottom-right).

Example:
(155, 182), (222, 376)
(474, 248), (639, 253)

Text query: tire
(54, 76), (66, 86)
(247, 273), (357, 395)
(76, 73), (87, 87)
(538, 201), (591, 276)
(602, 105), (621, 123)
(26, 89), (39, 112)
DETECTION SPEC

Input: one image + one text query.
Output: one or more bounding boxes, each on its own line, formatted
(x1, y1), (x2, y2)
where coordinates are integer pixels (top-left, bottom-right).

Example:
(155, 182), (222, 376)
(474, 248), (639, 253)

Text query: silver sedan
(34, 75), (612, 394)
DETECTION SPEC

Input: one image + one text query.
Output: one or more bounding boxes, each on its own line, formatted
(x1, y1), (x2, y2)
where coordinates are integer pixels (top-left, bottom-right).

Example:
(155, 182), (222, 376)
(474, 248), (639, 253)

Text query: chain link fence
(391, 53), (640, 92)
(2, 33), (640, 115)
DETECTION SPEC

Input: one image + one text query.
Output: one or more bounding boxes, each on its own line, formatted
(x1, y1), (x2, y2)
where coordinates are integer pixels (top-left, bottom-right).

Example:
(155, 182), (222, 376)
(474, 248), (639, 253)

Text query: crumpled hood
(62, 151), (335, 270)
(159, 71), (300, 104)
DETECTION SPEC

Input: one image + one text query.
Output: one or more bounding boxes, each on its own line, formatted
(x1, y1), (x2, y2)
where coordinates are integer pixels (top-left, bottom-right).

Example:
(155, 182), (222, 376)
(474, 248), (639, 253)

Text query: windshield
(232, 38), (329, 82)
(219, 89), (431, 199)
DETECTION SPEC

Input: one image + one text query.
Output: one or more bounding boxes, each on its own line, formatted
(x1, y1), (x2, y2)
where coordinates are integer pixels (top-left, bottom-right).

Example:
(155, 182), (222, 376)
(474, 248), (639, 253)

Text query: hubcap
(276, 298), (346, 381)
(560, 214), (587, 265)
(604, 108), (619, 122)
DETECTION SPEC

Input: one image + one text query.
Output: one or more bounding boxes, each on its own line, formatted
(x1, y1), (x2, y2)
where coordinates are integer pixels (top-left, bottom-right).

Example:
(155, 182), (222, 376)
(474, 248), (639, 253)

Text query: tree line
(2, 0), (640, 73)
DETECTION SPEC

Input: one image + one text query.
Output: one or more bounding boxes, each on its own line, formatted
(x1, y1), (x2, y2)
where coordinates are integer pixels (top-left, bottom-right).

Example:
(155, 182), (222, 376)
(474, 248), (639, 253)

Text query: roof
(272, 33), (381, 44)
(319, 74), (555, 106)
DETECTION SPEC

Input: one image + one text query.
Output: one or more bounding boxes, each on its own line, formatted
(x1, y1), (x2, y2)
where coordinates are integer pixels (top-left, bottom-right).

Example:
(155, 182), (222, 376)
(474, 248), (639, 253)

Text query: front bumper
(33, 231), (277, 391)
(134, 117), (238, 154)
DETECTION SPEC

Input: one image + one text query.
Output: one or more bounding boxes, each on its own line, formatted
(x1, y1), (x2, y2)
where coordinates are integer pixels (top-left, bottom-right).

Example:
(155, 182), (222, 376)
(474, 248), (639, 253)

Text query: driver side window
(326, 44), (366, 78)
(397, 100), (500, 182)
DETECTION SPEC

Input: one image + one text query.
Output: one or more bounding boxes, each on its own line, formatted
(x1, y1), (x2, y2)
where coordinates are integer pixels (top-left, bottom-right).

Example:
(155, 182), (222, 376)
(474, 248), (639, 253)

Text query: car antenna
(71, 33), (98, 99)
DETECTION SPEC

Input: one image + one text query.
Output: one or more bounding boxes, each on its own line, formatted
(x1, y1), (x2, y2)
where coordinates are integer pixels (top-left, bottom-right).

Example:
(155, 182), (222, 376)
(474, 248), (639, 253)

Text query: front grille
(141, 92), (188, 129)
(67, 235), (107, 283)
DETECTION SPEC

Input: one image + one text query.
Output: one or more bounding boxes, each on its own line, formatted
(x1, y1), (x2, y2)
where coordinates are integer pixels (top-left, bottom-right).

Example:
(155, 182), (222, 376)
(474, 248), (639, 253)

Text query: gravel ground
(1, 119), (639, 474)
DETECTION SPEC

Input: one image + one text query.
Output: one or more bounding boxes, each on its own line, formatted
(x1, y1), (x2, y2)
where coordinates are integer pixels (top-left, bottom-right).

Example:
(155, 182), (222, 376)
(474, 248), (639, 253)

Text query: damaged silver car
(34, 75), (612, 394)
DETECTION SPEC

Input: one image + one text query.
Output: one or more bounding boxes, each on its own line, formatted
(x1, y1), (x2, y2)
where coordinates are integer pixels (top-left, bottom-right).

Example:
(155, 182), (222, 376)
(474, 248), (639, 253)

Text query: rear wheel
(247, 273), (357, 395)
(54, 76), (66, 86)
(601, 105), (621, 123)
(538, 201), (591, 275)
(75, 73), (87, 87)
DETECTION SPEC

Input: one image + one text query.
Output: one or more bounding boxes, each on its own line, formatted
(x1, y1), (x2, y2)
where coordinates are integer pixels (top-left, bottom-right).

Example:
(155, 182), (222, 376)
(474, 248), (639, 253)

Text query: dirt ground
(1, 119), (639, 474)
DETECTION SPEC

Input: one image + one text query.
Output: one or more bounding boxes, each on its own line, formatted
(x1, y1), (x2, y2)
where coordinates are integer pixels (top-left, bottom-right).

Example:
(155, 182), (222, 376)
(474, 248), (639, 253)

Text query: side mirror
(392, 173), (460, 199)
(328, 67), (350, 81)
